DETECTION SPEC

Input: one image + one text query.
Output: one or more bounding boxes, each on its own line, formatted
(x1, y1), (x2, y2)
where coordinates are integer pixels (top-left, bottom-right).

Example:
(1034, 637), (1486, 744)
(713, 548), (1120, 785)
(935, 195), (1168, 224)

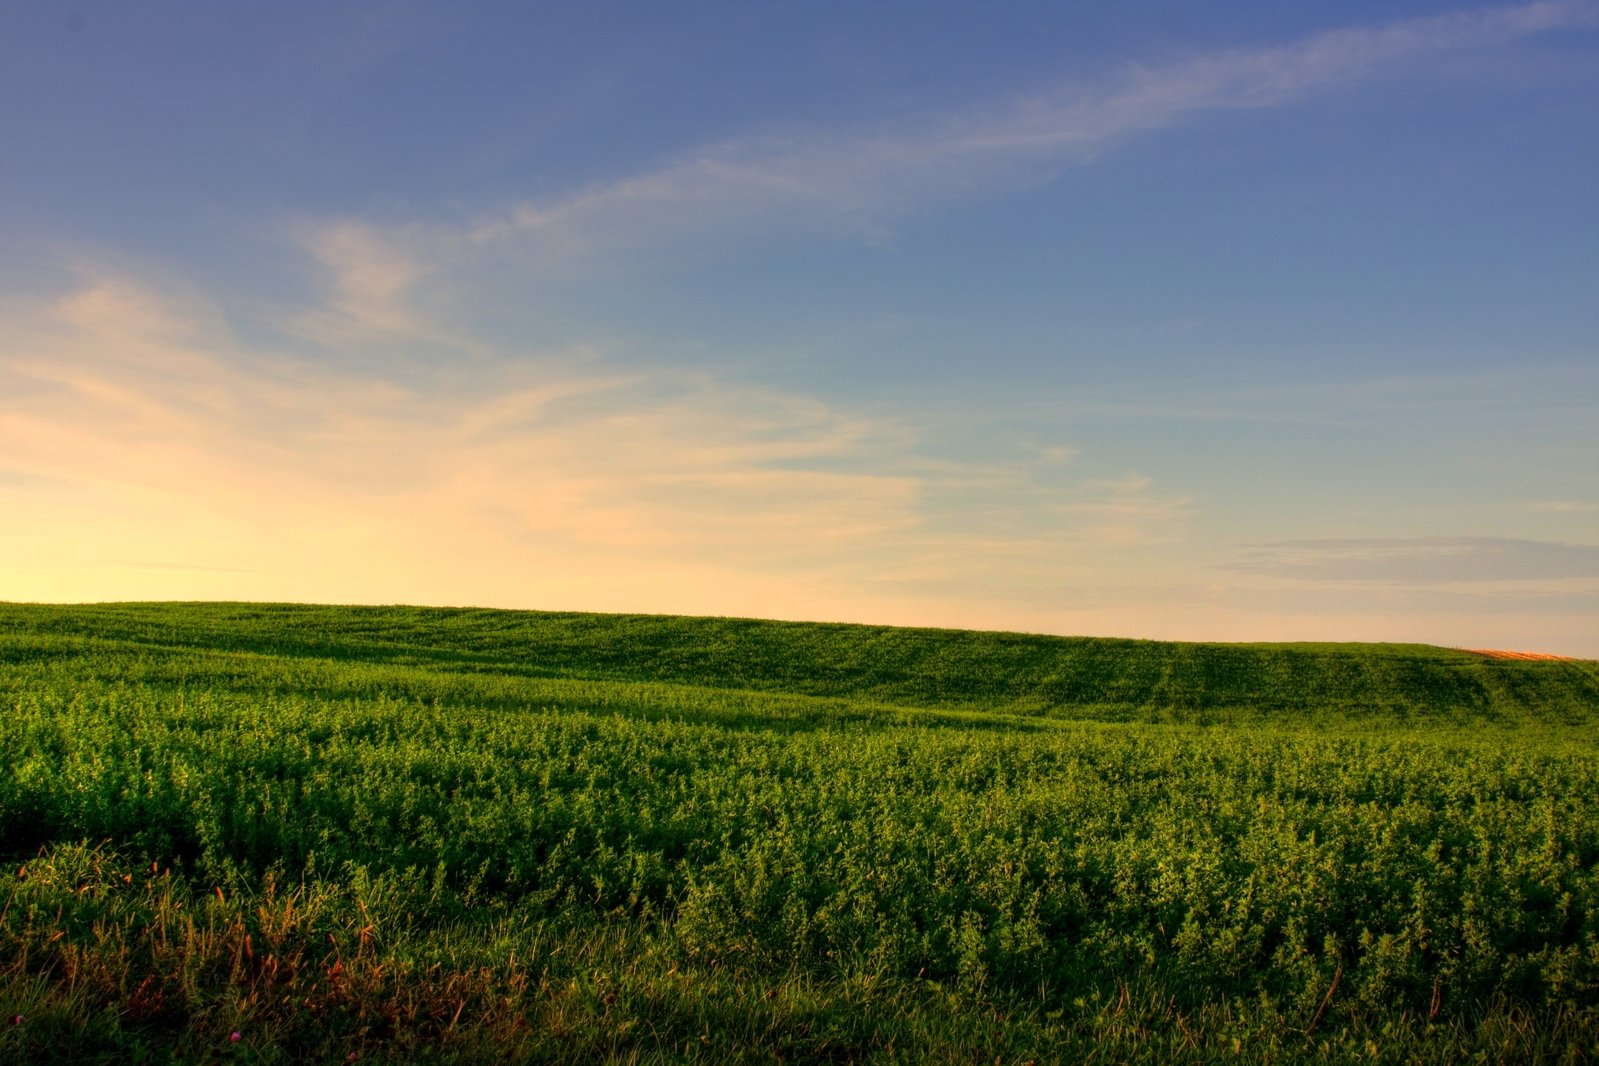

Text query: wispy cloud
(287, 2), (1596, 338)
(458, 3), (1591, 259)
(1052, 475), (1196, 546)
(971, 363), (1599, 432)
(1227, 536), (1599, 584)
(6, 271), (1591, 651)
(1524, 500), (1599, 514)
(0, 271), (1188, 618)
(296, 222), (430, 339)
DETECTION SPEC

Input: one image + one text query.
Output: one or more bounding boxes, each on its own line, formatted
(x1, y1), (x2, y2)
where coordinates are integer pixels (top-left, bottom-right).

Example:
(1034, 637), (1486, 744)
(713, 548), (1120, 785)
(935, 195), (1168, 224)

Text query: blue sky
(3, 1), (1596, 654)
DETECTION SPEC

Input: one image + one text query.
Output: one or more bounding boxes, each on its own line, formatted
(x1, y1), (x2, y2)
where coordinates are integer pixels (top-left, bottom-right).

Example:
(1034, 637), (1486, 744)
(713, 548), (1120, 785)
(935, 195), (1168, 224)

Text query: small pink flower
(10, 1014), (22, 1025)
(230, 1030), (241, 1042)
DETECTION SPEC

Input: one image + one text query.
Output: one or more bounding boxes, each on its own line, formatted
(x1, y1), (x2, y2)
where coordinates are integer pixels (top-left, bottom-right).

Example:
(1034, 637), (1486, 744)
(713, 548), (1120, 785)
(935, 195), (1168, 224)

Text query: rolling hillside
(1, 602), (1596, 1063)
(3, 601), (1596, 724)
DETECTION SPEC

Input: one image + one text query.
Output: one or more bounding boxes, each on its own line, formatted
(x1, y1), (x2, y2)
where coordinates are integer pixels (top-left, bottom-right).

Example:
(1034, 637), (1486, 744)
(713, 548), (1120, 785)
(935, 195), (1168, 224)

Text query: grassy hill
(5, 601), (1596, 723)
(1, 602), (1597, 1063)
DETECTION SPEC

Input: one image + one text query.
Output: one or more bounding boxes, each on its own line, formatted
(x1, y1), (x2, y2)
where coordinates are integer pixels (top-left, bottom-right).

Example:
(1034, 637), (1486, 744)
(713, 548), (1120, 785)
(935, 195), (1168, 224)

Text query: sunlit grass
(2, 602), (1596, 1062)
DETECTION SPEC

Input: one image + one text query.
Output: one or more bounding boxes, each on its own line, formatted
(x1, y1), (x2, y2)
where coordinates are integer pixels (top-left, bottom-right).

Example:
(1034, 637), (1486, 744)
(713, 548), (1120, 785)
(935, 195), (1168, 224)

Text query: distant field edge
(3, 597), (1590, 659)
(2, 599), (1596, 728)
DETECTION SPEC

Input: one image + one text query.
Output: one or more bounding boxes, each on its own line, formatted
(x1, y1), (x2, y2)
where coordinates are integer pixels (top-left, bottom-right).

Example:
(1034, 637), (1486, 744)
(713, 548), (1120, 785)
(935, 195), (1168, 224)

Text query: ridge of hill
(3, 601), (1594, 726)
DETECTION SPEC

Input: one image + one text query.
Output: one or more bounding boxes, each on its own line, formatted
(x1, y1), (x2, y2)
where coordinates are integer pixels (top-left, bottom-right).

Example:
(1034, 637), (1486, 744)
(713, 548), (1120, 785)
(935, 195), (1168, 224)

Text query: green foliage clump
(1, 602), (1596, 1062)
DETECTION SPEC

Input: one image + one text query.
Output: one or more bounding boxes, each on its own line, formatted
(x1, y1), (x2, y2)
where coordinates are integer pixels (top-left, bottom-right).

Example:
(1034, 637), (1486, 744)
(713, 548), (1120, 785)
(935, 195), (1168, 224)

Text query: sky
(2, 1), (1597, 655)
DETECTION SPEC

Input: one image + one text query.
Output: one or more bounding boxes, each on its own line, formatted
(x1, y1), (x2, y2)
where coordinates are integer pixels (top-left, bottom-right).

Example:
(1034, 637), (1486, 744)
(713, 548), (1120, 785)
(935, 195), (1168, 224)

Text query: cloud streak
(0, 272), (1190, 621)
(448, 1), (1595, 262)
(287, 2), (1596, 339)
(1227, 537), (1599, 584)
(5, 273), (1591, 652)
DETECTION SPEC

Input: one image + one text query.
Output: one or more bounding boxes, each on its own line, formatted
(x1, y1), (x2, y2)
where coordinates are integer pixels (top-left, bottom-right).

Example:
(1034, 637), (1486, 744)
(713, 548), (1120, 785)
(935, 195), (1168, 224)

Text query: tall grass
(1, 602), (1596, 1062)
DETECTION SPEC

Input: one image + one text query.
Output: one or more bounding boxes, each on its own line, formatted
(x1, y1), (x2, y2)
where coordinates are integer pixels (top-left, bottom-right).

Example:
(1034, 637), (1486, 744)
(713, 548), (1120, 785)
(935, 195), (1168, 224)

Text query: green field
(2, 602), (1597, 1063)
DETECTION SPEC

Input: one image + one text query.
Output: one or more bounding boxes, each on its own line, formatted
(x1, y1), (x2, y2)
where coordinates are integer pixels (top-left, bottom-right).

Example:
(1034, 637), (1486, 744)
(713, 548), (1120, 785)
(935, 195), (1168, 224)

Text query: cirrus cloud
(1226, 536), (1599, 584)
(0, 270), (1189, 623)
